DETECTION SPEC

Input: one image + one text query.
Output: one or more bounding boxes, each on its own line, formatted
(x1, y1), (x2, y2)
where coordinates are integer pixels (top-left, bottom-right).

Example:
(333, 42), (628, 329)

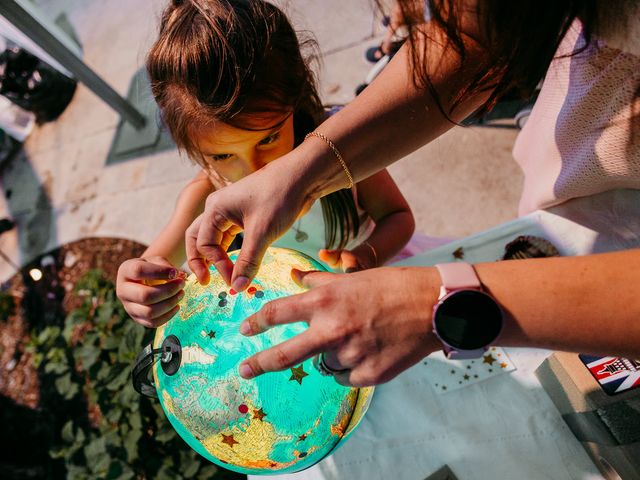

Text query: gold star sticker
(483, 354), (496, 365)
(207, 330), (216, 339)
(452, 247), (465, 259)
(289, 364), (308, 385)
(298, 434), (307, 442)
(252, 408), (267, 421)
(221, 433), (238, 448)
(500, 362), (508, 369)
(463, 374), (470, 380)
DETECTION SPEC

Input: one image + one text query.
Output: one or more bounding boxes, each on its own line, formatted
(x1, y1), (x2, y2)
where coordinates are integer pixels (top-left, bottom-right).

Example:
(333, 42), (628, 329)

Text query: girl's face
(192, 113), (295, 183)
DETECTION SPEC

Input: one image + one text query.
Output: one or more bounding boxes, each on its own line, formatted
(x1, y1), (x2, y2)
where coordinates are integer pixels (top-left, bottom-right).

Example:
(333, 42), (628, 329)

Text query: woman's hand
(237, 266), (443, 387)
(185, 159), (314, 289)
(116, 256), (186, 328)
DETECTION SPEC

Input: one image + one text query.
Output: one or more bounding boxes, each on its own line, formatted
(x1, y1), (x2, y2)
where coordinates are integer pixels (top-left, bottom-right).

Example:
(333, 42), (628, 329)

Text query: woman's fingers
(239, 291), (315, 336)
(238, 329), (327, 378)
(291, 269), (339, 288)
(230, 221), (271, 292)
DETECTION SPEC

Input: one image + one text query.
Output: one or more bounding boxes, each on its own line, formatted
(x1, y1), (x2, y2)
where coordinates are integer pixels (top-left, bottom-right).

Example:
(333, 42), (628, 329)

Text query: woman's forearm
(473, 249), (640, 358)
(297, 22), (491, 201)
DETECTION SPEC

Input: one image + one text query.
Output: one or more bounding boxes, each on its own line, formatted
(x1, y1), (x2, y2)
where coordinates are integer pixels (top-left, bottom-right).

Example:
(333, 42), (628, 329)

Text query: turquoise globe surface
(153, 247), (373, 475)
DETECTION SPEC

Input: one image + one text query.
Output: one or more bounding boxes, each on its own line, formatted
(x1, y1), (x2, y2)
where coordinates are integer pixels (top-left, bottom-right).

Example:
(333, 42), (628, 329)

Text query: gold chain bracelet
(304, 131), (354, 189)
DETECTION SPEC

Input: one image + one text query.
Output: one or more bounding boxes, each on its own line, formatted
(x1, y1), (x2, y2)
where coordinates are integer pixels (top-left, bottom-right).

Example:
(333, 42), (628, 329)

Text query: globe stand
(132, 335), (182, 399)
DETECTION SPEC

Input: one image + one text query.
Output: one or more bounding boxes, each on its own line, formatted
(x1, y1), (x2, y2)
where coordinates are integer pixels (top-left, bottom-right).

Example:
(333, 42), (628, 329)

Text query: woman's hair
(393, 0), (598, 117)
(147, 0), (359, 250)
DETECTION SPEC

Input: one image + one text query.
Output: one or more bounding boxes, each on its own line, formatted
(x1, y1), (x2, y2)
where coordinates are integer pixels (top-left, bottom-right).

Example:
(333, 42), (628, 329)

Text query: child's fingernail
(239, 363), (254, 379)
(239, 321), (252, 335)
(168, 269), (177, 279)
(232, 276), (250, 291)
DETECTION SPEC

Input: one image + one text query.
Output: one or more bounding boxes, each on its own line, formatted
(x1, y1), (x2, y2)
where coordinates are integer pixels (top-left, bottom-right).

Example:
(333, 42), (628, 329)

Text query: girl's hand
(236, 266), (443, 387)
(116, 256), (186, 328)
(318, 246), (376, 272)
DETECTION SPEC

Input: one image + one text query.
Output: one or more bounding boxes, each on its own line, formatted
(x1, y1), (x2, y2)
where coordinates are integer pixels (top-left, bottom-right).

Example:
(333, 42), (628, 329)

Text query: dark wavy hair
(147, 0), (359, 249)
(393, 0), (599, 117)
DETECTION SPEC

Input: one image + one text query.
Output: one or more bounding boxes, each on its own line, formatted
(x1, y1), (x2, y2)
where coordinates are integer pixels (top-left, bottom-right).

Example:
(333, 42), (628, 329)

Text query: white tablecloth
(252, 206), (640, 480)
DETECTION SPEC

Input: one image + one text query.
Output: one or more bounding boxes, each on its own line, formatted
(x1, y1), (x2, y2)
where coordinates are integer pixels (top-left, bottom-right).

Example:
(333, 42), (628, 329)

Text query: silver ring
(313, 352), (350, 376)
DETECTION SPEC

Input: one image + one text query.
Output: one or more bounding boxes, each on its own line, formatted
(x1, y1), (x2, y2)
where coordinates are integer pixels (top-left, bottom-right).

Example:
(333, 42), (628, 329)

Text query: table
(255, 203), (639, 480)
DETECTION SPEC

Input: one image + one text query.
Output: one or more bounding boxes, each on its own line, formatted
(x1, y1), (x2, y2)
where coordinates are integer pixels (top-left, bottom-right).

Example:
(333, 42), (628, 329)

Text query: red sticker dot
(229, 289), (237, 295)
(248, 286), (257, 294)
(238, 404), (248, 414)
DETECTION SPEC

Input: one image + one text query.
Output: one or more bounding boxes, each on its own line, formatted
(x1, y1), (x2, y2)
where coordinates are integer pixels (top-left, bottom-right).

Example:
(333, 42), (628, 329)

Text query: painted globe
(152, 247), (373, 475)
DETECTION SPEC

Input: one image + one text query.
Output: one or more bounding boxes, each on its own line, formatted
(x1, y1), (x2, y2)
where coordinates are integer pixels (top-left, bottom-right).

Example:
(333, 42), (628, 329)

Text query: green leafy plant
(26, 269), (240, 480)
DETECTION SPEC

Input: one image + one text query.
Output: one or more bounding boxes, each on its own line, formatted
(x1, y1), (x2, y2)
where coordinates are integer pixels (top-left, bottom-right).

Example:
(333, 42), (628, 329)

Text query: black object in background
(0, 44), (76, 123)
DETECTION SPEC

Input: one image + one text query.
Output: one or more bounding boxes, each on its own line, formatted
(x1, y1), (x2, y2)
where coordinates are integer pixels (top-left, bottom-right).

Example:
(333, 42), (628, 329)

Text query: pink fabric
(513, 20), (640, 215)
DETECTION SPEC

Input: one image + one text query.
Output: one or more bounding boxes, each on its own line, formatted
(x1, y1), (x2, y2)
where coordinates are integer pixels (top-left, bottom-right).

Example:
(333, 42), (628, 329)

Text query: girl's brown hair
(147, 0), (359, 249)
(394, 0), (598, 117)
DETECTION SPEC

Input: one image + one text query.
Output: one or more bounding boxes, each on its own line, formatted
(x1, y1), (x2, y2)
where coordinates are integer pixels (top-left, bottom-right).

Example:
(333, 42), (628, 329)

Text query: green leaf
(76, 344), (101, 370)
(83, 436), (106, 463)
(124, 428), (142, 462)
(45, 360), (69, 375)
(61, 420), (75, 443)
(54, 373), (72, 396)
(182, 457), (200, 478)
(196, 465), (218, 479)
(129, 411), (142, 430)
(105, 367), (130, 391)
(155, 426), (176, 444)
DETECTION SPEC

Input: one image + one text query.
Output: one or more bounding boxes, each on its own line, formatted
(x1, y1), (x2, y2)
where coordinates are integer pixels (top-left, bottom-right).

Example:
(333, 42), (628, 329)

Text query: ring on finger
(313, 352), (350, 377)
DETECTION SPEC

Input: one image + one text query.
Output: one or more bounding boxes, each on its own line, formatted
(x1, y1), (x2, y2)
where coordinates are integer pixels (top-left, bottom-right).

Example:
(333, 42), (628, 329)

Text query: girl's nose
(249, 153), (268, 172)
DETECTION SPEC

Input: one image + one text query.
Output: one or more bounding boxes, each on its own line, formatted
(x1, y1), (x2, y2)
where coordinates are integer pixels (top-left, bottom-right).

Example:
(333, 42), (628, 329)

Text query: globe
(150, 247), (374, 475)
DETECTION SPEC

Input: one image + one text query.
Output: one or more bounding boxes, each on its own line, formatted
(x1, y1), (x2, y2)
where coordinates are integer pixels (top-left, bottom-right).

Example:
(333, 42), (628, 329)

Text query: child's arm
(116, 170), (216, 327)
(143, 170), (215, 266)
(319, 169), (414, 271)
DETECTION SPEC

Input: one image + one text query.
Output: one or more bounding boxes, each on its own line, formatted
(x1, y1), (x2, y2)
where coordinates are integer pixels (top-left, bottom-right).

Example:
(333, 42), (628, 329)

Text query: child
(116, 0), (417, 328)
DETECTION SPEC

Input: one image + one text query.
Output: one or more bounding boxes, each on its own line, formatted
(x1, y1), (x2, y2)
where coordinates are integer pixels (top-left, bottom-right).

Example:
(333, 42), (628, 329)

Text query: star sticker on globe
(221, 433), (239, 448)
(252, 408), (267, 421)
(207, 330), (216, 339)
(483, 354), (496, 365)
(298, 434), (307, 442)
(289, 364), (308, 385)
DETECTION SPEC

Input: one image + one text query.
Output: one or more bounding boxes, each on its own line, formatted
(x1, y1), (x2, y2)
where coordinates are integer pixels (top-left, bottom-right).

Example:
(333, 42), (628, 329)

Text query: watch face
(434, 290), (503, 350)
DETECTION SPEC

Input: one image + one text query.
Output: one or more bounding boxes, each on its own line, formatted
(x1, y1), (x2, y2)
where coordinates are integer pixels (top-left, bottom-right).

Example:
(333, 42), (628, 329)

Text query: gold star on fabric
(483, 354), (496, 365)
(252, 408), (267, 421)
(221, 433), (238, 448)
(289, 364), (308, 385)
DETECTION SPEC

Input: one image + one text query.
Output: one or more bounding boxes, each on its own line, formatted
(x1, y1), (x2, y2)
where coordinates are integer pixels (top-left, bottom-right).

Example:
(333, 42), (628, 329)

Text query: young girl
(116, 0), (419, 328)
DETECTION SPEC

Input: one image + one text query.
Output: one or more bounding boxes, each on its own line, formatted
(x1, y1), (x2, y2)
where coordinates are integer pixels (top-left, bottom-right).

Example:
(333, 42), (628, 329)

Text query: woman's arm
(144, 170), (215, 266)
(236, 249), (640, 385)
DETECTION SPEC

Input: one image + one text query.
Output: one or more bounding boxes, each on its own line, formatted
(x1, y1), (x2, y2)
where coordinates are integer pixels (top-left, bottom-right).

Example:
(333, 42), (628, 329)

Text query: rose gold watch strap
(435, 262), (481, 290)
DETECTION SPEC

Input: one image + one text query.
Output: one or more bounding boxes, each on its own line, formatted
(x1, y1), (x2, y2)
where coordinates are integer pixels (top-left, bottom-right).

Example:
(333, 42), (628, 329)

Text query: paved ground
(0, 0), (524, 282)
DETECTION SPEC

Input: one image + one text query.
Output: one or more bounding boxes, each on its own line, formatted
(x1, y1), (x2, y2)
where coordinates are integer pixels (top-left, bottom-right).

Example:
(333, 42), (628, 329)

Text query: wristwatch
(432, 262), (503, 359)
